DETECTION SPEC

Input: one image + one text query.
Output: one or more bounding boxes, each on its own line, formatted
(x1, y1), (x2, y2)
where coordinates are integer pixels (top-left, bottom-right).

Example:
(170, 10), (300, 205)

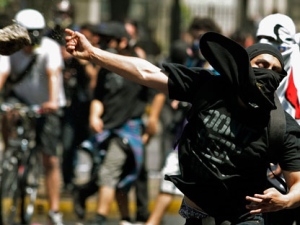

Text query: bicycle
(0, 102), (43, 225)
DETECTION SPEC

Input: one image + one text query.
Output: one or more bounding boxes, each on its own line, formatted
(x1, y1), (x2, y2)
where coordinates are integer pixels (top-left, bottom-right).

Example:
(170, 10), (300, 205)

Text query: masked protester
(65, 28), (300, 225)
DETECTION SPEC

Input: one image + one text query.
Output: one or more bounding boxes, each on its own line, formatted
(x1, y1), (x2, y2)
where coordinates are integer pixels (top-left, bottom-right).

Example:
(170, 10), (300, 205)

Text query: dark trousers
(185, 214), (264, 225)
(134, 152), (149, 221)
(264, 207), (300, 225)
(61, 101), (91, 186)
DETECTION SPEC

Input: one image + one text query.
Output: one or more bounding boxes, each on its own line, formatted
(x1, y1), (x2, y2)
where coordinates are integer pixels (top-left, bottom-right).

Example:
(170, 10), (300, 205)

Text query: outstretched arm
(65, 28), (169, 94)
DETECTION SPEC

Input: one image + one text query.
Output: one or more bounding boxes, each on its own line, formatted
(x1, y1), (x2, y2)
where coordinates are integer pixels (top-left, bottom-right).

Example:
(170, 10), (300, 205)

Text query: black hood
(199, 32), (287, 111)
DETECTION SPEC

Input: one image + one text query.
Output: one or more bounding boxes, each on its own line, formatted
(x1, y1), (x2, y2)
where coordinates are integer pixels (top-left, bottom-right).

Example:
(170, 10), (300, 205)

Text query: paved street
(31, 214), (185, 225)
(30, 174), (184, 225)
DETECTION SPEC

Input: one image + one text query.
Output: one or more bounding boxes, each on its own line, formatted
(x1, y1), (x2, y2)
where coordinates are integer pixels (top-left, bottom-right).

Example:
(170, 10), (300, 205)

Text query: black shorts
(35, 113), (61, 156)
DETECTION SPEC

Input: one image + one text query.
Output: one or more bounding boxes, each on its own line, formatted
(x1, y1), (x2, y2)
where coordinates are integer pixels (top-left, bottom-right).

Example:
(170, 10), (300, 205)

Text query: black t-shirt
(94, 68), (156, 129)
(63, 57), (92, 104)
(164, 63), (300, 219)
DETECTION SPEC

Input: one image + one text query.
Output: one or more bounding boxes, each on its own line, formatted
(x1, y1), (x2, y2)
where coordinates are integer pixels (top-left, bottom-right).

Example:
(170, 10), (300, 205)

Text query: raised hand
(65, 28), (93, 60)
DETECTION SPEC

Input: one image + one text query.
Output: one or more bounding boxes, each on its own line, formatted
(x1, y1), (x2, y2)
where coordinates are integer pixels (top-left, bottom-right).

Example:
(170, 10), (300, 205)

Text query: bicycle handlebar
(0, 102), (43, 117)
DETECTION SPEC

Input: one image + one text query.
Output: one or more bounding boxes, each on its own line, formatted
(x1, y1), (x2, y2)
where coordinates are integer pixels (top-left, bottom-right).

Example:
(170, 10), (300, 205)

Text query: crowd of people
(1, 1), (300, 225)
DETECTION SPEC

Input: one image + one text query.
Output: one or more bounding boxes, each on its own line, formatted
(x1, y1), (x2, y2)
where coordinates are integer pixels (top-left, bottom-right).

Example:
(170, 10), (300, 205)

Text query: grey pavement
(30, 175), (184, 225)
(31, 214), (185, 225)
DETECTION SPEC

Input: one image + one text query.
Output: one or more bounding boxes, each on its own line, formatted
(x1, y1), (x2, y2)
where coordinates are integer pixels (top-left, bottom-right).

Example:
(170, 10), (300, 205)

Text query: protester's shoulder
(41, 36), (61, 48)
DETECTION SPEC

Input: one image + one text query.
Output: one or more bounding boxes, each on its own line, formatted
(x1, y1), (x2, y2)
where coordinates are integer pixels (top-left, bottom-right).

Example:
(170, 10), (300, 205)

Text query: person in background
(60, 22), (100, 191)
(46, 0), (79, 44)
(65, 26), (300, 225)
(124, 18), (146, 60)
(185, 16), (222, 69)
(256, 13), (300, 225)
(125, 18), (153, 224)
(71, 21), (163, 225)
(0, 13), (12, 98)
(230, 27), (255, 48)
(0, 9), (66, 225)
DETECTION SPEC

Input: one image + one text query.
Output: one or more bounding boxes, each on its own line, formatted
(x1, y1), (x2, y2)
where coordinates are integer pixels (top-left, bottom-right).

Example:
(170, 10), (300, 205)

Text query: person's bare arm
(143, 93), (166, 144)
(282, 170), (300, 208)
(0, 55), (11, 90)
(42, 67), (60, 113)
(0, 71), (9, 90)
(65, 29), (169, 94)
(89, 99), (104, 133)
(245, 170), (300, 214)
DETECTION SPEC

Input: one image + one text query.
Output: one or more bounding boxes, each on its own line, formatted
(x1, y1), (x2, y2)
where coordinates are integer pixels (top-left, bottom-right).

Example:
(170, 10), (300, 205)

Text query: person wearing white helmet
(257, 13), (300, 124)
(256, 13), (300, 225)
(15, 8), (45, 46)
(0, 8), (66, 225)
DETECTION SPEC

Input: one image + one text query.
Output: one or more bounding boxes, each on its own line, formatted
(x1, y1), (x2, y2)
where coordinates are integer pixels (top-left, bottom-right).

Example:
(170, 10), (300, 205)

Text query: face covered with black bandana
(252, 67), (285, 107)
(246, 43), (287, 109)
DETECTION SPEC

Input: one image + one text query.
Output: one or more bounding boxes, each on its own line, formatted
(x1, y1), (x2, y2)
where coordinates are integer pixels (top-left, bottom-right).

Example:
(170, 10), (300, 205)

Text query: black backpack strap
(268, 93), (288, 193)
(7, 54), (37, 84)
(269, 93), (286, 149)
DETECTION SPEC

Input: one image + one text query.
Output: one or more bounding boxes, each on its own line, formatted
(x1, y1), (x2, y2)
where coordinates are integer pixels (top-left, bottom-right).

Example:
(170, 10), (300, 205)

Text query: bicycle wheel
(0, 149), (20, 225)
(20, 149), (41, 225)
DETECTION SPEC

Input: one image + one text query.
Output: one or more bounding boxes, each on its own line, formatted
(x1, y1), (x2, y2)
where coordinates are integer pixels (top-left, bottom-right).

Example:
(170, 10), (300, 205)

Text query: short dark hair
(80, 22), (98, 35)
(189, 17), (221, 34)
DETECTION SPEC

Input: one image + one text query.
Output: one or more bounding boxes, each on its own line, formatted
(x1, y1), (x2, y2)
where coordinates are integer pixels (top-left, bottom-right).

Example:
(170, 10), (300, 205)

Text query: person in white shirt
(0, 9), (66, 225)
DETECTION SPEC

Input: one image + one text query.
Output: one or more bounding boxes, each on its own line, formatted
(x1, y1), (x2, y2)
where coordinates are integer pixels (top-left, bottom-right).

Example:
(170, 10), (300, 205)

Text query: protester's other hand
(65, 28), (93, 60)
(245, 187), (287, 214)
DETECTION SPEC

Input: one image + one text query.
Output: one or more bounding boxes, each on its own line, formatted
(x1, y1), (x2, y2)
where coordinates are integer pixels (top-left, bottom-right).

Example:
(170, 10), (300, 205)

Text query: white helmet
(15, 9), (45, 30)
(256, 13), (296, 43)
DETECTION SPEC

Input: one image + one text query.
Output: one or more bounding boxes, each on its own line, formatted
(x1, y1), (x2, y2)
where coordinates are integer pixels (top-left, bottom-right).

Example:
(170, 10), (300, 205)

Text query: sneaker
(73, 188), (86, 219)
(48, 211), (64, 225)
(87, 214), (107, 225)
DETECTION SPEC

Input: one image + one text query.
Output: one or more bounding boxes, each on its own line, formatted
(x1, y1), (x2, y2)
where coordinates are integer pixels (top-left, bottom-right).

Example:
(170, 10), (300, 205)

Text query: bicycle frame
(0, 102), (42, 225)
